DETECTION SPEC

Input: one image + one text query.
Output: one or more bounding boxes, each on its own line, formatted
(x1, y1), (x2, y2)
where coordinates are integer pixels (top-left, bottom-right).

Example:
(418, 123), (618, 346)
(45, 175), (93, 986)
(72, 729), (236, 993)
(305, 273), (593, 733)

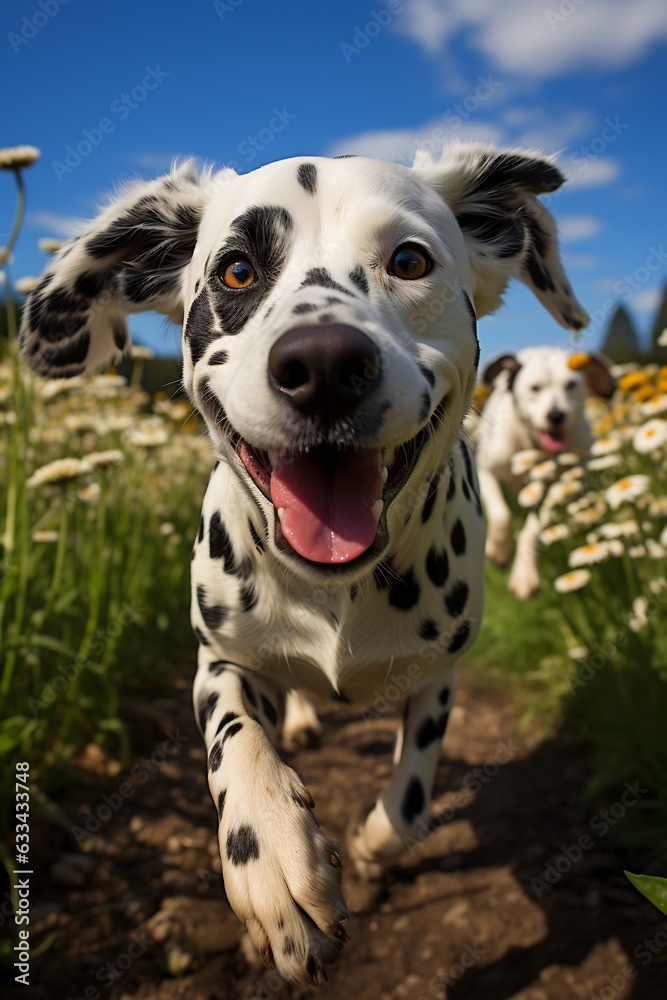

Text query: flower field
(469, 359), (667, 851)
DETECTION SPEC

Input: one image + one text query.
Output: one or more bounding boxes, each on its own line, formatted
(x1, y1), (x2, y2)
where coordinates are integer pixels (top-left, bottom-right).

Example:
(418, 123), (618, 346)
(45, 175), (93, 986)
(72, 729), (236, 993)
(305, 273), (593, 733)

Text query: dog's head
(482, 346), (614, 453)
(21, 145), (588, 578)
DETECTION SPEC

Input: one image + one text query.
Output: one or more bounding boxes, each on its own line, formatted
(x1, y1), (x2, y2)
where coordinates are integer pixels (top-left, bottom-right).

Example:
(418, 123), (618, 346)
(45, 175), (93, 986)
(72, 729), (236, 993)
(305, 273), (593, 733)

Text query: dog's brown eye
(388, 244), (432, 280)
(220, 257), (255, 289)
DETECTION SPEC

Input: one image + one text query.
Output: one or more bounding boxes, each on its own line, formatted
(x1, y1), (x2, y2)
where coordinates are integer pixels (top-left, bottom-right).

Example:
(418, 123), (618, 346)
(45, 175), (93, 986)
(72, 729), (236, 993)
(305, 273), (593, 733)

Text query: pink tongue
(271, 449), (383, 564)
(537, 430), (567, 453)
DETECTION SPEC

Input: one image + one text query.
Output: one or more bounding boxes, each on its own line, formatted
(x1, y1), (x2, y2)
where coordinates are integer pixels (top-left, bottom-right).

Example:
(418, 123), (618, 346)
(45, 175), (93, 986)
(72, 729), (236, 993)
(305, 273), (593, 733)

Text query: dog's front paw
(485, 531), (513, 567)
(216, 734), (348, 983)
(508, 561), (540, 600)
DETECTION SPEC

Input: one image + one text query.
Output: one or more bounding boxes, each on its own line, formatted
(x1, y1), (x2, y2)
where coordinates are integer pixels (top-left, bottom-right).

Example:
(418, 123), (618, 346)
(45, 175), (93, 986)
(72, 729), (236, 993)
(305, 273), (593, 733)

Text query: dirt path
(5, 668), (664, 1000)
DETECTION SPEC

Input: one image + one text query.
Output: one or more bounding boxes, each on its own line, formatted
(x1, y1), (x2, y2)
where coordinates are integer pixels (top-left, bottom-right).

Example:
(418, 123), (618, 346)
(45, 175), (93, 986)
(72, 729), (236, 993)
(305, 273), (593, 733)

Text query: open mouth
(235, 430), (430, 567)
(535, 428), (568, 453)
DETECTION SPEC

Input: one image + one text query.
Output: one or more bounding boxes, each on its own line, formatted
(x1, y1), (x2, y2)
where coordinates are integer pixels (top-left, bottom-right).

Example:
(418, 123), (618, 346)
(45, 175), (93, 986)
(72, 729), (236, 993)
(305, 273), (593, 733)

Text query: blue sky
(2, 0), (666, 361)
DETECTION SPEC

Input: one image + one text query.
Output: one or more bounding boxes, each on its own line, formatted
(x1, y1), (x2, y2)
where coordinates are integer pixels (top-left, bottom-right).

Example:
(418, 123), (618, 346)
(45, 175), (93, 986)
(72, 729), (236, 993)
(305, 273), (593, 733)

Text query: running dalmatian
(21, 144), (588, 984)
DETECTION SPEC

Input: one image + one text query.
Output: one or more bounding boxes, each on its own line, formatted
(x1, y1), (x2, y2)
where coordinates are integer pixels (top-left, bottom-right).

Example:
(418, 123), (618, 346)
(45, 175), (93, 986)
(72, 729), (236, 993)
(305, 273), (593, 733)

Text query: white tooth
(381, 465), (388, 483)
(277, 508), (285, 523)
(384, 447), (396, 469)
(371, 499), (383, 523)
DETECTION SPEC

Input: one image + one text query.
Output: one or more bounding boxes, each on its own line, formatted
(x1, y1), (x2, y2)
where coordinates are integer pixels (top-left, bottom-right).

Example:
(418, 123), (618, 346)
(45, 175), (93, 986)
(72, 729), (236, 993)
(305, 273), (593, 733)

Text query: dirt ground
(3, 667), (665, 1000)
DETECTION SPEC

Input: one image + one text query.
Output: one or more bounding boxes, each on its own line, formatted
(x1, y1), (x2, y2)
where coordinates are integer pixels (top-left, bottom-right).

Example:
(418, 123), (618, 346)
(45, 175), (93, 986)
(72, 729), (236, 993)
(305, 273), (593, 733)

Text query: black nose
(547, 408), (566, 426)
(268, 324), (382, 422)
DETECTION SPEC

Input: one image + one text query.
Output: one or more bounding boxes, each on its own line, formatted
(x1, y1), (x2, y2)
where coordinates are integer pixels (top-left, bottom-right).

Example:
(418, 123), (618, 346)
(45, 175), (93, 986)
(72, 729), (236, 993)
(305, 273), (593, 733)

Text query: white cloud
(631, 288), (663, 313)
(562, 158), (621, 190)
(397, 0), (667, 77)
(558, 215), (602, 242)
(132, 151), (185, 171)
(327, 119), (503, 163)
(27, 210), (82, 238)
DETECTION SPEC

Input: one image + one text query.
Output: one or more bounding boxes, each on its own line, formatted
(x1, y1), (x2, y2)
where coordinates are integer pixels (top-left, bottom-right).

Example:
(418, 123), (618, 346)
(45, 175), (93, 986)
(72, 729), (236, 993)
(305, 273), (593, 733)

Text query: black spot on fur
(208, 349), (228, 364)
(463, 291), (479, 370)
(208, 741), (223, 772)
(240, 584), (258, 612)
(349, 265), (369, 295)
(248, 519), (264, 552)
(418, 391), (431, 425)
(197, 585), (227, 630)
(41, 329), (90, 368)
(401, 776), (425, 823)
(448, 620), (471, 653)
(445, 581), (469, 618)
(457, 211), (526, 259)
(74, 269), (107, 299)
(221, 721), (243, 745)
(241, 677), (257, 708)
(198, 692), (219, 733)
(318, 312), (334, 324)
(426, 547), (449, 587)
(209, 206), (293, 335)
(217, 789), (226, 819)
(260, 695), (278, 727)
(185, 291), (218, 368)
(451, 519), (466, 556)
(226, 825), (260, 865)
(419, 619), (439, 641)
(438, 685), (451, 706)
(198, 515), (204, 544)
(300, 267), (353, 297)
(421, 473), (439, 523)
(215, 711), (240, 737)
(194, 626), (210, 647)
(415, 714), (447, 749)
(209, 660), (228, 676)
(293, 302), (318, 315)
(418, 363), (435, 388)
(462, 478), (470, 502)
(297, 162), (317, 195)
(209, 511), (246, 575)
(388, 568), (420, 610)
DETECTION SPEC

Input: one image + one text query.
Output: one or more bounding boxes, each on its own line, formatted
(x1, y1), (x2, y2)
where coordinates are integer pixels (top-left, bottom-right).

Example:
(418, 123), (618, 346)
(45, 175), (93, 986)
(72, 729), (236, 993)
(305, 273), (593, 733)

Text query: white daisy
(556, 452), (584, 467)
(587, 454), (623, 472)
(605, 475), (651, 510)
(511, 449), (545, 476)
(641, 394), (667, 417)
(649, 577), (667, 595)
(83, 449), (124, 469)
(633, 418), (667, 454)
(38, 237), (66, 254)
(14, 276), (39, 295)
(130, 345), (155, 361)
(125, 421), (169, 448)
(568, 645), (589, 660)
(629, 596), (649, 633)
(628, 544), (647, 559)
(647, 538), (667, 560)
(651, 497), (667, 517)
(539, 523), (571, 547)
(598, 519), (639, 539)
(545, 480), (584, 507)
(657, 328), (667, 348)
(517, 481), (546, 508)
(561, 465), (585, 483)
(27, 457), (93, 488)
(590, 434), (623, 457)
(529, 459), (558, 482)
(31, 530), (59, 543)
(554, 569), (591, 594)
(0, 145), (40, 169)
(568, 542), (613, 567)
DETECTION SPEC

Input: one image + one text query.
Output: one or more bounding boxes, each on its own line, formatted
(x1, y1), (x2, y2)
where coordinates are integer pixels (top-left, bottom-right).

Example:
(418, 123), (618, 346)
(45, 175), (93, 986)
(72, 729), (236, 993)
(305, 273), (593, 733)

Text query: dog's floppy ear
(20, 161), (225, 378)
(482, 353), (521, 389)
(578, 352), (616, 399)
(412, 144), (589, 332)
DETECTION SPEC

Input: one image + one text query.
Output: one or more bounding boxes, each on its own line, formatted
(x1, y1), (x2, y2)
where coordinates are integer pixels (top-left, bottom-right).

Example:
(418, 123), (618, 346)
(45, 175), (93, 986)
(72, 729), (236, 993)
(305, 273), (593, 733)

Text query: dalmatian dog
(476, 347), (614, 599)
(21, 144), (588, 983)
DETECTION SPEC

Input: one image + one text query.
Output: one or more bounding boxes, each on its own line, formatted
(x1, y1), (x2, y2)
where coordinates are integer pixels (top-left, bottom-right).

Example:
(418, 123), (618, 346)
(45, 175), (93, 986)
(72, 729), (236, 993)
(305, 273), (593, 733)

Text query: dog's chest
(191, 441), (485, 700)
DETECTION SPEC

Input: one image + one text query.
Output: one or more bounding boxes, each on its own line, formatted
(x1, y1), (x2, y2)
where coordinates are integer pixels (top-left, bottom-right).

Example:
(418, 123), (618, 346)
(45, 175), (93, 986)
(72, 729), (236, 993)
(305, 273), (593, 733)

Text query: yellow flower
(568, 542), (614, 567)
(590, 434), (622, 457)
(633, 385), (656, 403)
(567, 352), (591, 371)
(473, 383), (492, 409)
(510, 449), (545, 476)
(554, 569), (591, 594)
(618, 370), (652, 393)
(517, 481), (545, 508)
(633, 418), (667, 454)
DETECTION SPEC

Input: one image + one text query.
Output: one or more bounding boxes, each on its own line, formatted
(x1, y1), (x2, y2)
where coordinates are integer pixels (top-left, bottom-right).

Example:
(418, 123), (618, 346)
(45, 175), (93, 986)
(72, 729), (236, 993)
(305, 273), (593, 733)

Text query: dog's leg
(282, 689), (322, 751)
(193, 650), (348, 984)
(508, 510), (541, 600)
(478, 469), (514, 566)
(348, 671), (454, 878)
